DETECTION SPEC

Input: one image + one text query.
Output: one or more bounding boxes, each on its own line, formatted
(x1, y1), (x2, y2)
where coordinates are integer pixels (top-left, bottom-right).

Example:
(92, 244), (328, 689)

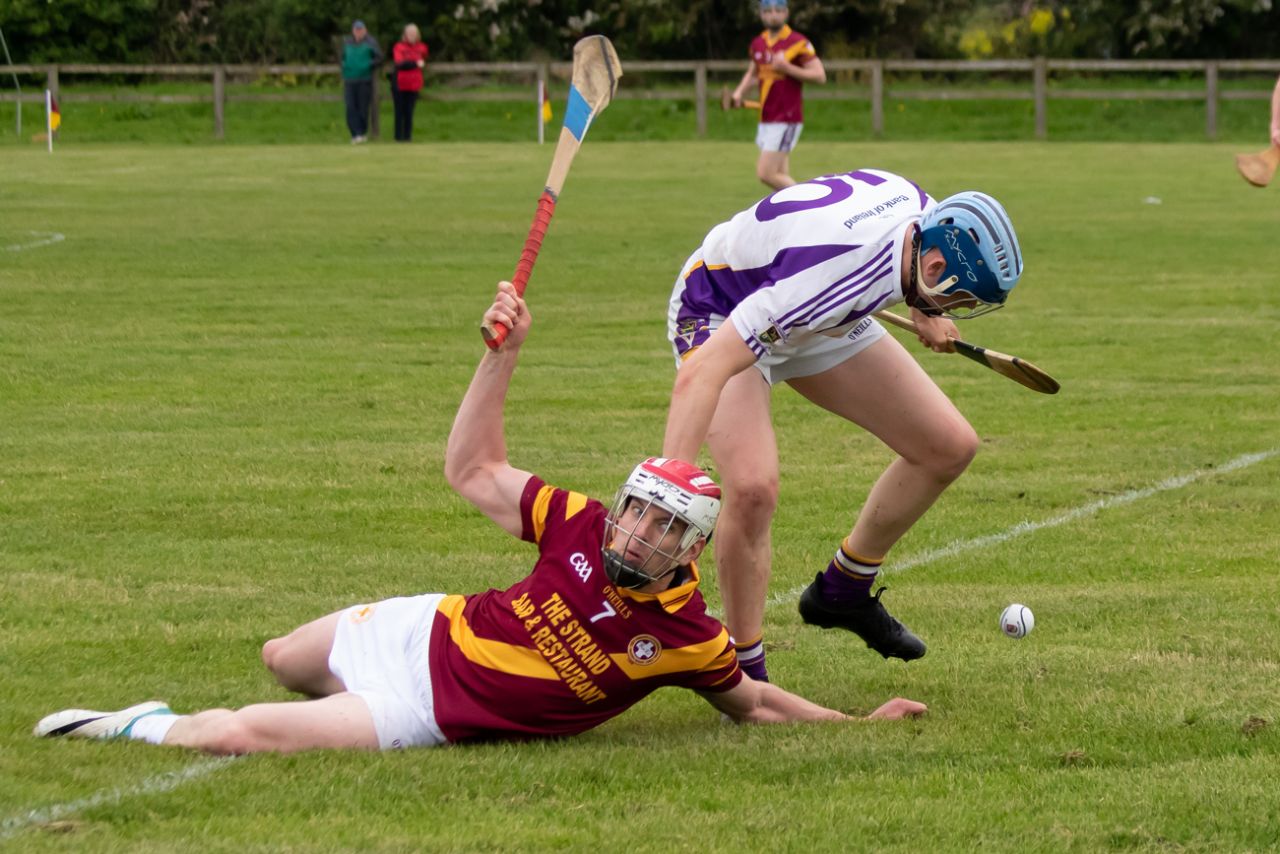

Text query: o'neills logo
(349, 604), (376, 624)
(627, 634), (662, 665)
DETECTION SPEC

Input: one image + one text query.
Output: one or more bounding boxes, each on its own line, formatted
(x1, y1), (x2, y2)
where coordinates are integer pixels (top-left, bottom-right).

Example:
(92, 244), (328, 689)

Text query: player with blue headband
(662, 169), (1026, 683)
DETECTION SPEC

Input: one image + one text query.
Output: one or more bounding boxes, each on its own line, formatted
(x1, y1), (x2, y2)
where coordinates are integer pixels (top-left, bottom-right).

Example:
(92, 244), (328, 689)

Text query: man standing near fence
(728, 0), (826, 190)
(341, 20), (383, 144)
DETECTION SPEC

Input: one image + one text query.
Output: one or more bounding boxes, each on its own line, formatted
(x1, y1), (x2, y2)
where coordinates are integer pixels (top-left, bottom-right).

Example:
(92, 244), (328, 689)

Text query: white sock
(126, 712), (182, 745)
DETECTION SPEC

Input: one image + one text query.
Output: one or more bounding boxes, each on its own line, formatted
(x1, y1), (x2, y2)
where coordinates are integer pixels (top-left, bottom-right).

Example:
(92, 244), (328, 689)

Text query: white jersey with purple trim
(673, 169), (936, 362)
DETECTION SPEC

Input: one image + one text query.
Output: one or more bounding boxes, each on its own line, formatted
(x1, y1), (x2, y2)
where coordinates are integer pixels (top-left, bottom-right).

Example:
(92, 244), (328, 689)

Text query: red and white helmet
(603, 458), (722, 589)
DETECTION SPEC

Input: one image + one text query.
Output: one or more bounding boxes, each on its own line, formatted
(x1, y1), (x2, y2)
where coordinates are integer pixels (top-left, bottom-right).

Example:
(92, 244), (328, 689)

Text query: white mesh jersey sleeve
(690, 169), (936, 361)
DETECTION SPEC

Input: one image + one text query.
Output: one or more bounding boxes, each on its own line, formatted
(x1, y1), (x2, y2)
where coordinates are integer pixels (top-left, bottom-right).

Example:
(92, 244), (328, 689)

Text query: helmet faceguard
(603, 458), (721, 590)
(914, 191), (1023, 320)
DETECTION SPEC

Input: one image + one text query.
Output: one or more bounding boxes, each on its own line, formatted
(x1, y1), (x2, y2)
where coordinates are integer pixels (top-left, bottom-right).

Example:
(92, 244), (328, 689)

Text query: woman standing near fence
(390, 24), (429, 142)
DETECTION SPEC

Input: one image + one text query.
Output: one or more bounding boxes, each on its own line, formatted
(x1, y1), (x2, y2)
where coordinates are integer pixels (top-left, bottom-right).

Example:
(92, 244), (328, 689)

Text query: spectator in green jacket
(341, 20), (383, 144)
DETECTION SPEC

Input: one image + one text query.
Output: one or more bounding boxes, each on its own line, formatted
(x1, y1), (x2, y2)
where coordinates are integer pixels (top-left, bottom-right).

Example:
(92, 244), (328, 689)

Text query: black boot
(798, 574), (926, 661)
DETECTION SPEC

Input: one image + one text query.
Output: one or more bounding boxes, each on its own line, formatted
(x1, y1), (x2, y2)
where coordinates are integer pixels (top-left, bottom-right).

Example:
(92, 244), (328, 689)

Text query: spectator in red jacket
(390, 24), (429, 142)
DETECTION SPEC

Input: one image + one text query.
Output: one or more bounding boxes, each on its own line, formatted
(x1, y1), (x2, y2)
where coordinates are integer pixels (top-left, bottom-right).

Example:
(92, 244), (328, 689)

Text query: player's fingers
(483, 311), (512, 333)
(485, 302), (518, 329)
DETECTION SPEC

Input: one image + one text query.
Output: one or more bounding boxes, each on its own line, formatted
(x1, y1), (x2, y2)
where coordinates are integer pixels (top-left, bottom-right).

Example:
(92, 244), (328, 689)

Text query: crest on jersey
(627, 634), (662, 665)
(757, 320), (785, 347)
(676, 318), (706, 350)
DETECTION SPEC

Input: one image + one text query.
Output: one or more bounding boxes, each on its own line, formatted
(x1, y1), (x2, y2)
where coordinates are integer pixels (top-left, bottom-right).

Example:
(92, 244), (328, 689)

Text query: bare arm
(732, 62), (759, 105)
(443, 281), (536, 537)
(661, 325), (757, 465)
(772, 53), (826, 85)
(701, 677), (927, 723)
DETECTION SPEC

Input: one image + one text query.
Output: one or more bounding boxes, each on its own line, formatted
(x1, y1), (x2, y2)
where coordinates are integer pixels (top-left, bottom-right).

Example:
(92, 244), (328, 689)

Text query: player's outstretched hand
(865, 697), (928, 721)
(483, 280), (531, 351)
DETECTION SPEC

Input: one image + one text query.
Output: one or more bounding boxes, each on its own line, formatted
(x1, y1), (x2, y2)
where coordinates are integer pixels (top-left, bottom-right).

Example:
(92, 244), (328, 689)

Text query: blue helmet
(916, 191), (1023, 319)
(760, 0), (787, 8)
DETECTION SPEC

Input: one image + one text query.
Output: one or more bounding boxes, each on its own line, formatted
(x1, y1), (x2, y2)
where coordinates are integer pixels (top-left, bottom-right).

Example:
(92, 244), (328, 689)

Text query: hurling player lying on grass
(35, 281), (925, 754)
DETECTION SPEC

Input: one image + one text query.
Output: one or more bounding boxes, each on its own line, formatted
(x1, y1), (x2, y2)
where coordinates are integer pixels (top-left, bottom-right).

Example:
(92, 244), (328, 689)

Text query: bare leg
(757, 151), (795, 191)
(787, 334), (979, 557)
(165, 693), (378, 755)
(261, 611), (346, 697)
(704, 367), (777, 648)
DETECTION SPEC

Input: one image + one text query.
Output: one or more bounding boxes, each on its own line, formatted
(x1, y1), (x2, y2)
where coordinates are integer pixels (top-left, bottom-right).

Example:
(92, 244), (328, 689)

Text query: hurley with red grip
(481, 36), (623, 349)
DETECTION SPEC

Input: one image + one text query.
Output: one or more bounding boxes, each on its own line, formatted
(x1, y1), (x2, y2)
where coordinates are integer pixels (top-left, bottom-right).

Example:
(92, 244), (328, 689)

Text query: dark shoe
(798, 574), (926, 661)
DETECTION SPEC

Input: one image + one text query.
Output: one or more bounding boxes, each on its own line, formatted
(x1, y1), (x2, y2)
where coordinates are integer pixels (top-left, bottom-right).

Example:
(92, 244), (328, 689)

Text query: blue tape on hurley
(563, 85), (592, 141)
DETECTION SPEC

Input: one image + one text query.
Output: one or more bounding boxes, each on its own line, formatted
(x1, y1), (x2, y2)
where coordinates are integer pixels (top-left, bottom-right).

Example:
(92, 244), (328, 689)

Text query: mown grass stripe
(764, 448), (1278, 610)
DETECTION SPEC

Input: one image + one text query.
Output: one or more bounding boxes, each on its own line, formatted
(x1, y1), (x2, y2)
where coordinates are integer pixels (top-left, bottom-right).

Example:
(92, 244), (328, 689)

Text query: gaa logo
(627, 634), (662, 665)
(569, 552), (593, 582)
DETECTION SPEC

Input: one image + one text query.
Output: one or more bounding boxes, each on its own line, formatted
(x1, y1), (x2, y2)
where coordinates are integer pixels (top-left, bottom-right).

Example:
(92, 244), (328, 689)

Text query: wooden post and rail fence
(2, 58), (1277, 141)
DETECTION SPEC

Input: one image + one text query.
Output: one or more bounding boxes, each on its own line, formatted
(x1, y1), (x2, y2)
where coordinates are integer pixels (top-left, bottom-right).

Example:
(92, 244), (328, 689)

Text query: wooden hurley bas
(875, 311), (1061, 395)
(1235, 144), (1280, 188)
(480, 36), (623, 350)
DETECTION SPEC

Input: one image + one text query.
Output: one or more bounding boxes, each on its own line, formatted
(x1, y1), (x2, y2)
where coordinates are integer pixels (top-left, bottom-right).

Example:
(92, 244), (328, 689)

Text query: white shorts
(668, 258), (887, 386)
(756, 122), (803, 153)
(328, 593), (448, 750)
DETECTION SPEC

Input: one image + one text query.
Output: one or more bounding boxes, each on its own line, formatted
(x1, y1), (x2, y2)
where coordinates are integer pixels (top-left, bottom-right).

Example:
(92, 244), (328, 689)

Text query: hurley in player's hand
(484, 281), (532, 350)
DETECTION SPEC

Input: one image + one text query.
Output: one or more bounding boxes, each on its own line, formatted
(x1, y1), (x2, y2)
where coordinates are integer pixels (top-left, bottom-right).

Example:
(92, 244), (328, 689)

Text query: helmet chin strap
(906, 229), (952, 317)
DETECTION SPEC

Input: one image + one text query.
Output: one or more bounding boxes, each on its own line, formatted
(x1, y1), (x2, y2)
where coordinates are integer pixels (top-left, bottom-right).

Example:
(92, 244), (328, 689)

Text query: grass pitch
(2, 141), (1279, 851)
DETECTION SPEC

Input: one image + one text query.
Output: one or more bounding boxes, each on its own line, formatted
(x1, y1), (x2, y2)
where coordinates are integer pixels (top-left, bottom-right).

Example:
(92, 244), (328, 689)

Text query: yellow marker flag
(49, 94), (61, 131)
(542, 90), (552, 123)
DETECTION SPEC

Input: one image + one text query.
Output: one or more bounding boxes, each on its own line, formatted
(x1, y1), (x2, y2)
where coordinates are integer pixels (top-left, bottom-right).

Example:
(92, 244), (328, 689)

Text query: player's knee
(726, 476), (779, 521)
(261, 636), (288, 675)
(932, 424), (980, 482)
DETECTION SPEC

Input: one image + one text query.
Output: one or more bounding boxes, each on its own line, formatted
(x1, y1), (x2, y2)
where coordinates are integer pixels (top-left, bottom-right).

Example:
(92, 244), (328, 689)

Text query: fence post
(46, 64), (59, 102)
(213, 66), (226, 139)
(537, 64), (548, 143)
(870, 60), (883, 137)
(1204, 61), (1218, 140)
(695, 63), (707, 138)
(1033, 56), (1047, 139)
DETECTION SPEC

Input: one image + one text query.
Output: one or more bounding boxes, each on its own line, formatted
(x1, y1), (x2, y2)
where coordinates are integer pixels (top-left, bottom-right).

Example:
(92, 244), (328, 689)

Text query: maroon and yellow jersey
(749, 26), (817, 124)
(427, 475), (742, 742)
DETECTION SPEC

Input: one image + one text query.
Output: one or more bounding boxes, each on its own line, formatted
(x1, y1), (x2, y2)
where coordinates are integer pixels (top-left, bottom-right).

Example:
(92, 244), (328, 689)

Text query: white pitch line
(3, 231), (65, 252)
(0, 757), (237, 842)
(765, 448), (1278, 610)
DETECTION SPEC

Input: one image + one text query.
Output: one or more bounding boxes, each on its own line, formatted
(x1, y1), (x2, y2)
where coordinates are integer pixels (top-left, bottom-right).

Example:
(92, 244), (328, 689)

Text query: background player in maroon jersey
(729, 0), (826, 190)
(33, 281), (925, 754)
